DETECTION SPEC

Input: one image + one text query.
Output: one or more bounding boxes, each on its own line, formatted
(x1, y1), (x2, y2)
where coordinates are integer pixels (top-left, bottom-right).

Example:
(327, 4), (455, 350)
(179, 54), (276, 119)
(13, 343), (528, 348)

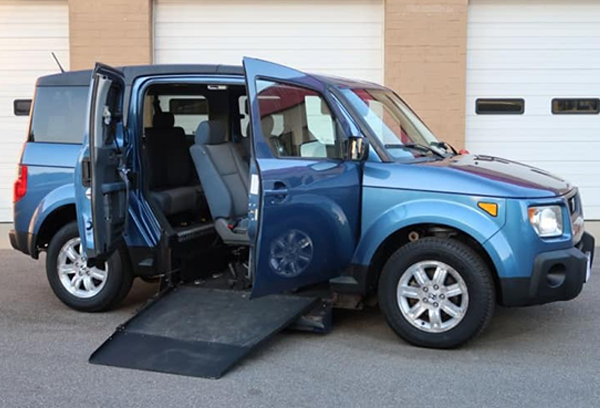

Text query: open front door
(244, 57), (364, 297)
(75, 64), (128, 262)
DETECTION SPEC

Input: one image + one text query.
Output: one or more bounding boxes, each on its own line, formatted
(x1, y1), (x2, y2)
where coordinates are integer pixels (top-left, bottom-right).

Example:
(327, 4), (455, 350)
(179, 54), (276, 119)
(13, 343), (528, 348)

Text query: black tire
(46, 221), (133, 312)
(378, 237), (495, 348)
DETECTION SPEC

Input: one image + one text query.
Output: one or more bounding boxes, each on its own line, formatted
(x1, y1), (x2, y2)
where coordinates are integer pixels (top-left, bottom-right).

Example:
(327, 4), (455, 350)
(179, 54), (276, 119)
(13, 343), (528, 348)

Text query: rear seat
(144, 112), (202, 216)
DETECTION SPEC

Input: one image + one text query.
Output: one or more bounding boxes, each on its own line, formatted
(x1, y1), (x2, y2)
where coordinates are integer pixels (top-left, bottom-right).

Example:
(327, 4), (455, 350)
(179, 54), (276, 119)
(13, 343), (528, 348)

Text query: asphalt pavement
(0, 249), (599, 408)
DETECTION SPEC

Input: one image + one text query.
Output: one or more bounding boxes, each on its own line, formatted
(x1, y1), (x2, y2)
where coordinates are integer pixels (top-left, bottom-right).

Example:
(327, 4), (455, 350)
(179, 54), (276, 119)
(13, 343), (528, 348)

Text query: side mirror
(348, 136), (369, 161)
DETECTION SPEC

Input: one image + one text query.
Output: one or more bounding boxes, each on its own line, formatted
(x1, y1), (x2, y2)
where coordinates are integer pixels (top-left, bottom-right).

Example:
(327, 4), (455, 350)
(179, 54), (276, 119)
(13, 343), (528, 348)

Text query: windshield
(341, 88), (445, 160)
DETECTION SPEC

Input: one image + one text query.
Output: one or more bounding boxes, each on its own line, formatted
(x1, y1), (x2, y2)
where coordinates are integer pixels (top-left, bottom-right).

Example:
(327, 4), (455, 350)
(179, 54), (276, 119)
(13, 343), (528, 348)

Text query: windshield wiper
(385, 143), (445, 158)
(430, 141), (458, 155)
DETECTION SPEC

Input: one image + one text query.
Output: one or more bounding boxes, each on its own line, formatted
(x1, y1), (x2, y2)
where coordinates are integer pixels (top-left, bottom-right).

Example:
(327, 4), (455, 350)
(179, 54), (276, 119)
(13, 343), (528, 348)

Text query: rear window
(30, 86), (88, 144)
(169, 98), (208, 115)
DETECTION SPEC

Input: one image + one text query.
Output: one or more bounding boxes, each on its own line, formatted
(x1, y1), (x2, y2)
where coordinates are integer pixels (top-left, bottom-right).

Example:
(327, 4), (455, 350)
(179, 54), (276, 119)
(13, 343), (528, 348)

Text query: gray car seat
(190, 120), (250, 245)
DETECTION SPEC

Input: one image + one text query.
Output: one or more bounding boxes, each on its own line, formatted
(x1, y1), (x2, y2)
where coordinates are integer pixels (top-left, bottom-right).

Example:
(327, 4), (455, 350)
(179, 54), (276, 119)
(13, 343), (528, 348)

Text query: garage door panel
(467, 83), (600, 97)
(0, 25), (67, 39)
(468, 50), (600, 70)
(156, 0), (382, 23)
(463, 128), (600, 144)
(0, 38), (70, 52)
(469, 1), (600, 23)
(467, 36), (600, 51)
(466, 142), (600, 162)
(467, 70), (600, 85)
(0, 53), (69, 72)
(155, 22), (382, 39)
(0, 0), (69, 222)
(467, 96), (600, 116)
(157, 49), (381, 69)
(467, 22), (600, 38)
(466, 100), (600, 120)
(154, 0), (384, 83)
(155, 36), (381, 51)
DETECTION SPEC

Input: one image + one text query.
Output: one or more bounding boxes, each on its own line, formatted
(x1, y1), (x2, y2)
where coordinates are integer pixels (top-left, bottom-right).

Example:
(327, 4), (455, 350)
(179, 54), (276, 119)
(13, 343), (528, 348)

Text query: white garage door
(154, 0), (384, 84)
(0, 0), (69, 222)
(466, 0), (600, 220)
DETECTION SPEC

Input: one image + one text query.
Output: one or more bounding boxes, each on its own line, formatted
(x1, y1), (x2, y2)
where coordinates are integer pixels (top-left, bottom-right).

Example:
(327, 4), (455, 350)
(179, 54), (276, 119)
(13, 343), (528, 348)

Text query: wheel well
(367, 223), (502, 302)
(35, 205), (77, 252)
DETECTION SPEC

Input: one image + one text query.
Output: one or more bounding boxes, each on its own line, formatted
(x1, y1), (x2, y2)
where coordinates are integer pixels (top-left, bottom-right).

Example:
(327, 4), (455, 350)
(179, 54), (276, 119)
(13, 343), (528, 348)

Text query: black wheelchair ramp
(89, 286), (317, 379)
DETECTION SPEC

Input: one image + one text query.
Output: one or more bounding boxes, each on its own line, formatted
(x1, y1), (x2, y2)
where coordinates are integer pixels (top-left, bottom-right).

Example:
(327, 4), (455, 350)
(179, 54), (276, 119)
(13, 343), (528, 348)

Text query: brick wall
(384, 0), (469, 148)
(68, 0), (152, 70)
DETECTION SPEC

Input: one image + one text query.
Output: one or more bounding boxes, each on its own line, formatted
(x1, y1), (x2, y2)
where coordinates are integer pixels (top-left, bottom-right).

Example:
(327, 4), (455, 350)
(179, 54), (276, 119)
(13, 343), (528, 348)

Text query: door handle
(263, 181), (289, 201)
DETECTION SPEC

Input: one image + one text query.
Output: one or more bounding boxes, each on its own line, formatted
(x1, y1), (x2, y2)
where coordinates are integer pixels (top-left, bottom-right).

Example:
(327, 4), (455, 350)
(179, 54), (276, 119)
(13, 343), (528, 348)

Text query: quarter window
(255, 80), (342, 159)
(476, 98), (525, 115)
(552, 98), (599, 114)
(30, 86), (89, 144)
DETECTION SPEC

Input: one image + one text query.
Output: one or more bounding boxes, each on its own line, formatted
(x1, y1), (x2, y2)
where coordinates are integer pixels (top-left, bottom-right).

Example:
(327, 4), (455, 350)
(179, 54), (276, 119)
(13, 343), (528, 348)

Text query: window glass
(552, 98), (599, 114)
(255, 80), (341, 159)
(30, 86), (88, 144)
(476, 99), (525, 115)
(341, 88), (443, 161)
(158, 95), (209, 135)
(13, 99), (32, 116)
(169, 98), (208, 115)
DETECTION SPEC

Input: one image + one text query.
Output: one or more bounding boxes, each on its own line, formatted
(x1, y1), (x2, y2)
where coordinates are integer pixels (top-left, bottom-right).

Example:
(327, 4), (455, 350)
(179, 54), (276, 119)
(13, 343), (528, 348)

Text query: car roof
(36, 64), (245, 87)
(35, 63), (385, 90)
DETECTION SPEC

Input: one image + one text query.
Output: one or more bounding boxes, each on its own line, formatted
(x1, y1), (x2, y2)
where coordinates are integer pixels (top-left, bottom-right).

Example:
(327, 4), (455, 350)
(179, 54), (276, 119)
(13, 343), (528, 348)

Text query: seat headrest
(153, 112), (175, 128)
(244, 116), (274, 138)
(262, 115), (274, 136)
(195, 120), (227, 145)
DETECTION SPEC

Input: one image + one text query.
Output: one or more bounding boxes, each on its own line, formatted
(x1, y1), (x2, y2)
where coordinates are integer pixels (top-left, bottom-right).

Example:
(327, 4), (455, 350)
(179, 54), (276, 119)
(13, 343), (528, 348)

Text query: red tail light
(13, 165), (28, 202)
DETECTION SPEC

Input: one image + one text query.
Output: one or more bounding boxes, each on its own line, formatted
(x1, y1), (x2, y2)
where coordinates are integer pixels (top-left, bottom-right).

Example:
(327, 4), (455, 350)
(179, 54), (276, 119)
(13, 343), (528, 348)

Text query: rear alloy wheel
(46, 222), (133, 312)
(378, 237), (495, 348)
(57, 237), (108, 299)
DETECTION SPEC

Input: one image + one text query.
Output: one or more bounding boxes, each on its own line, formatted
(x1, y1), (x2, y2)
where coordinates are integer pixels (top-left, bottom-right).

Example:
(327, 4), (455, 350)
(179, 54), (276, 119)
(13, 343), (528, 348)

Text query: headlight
(528, 206), (563, 238)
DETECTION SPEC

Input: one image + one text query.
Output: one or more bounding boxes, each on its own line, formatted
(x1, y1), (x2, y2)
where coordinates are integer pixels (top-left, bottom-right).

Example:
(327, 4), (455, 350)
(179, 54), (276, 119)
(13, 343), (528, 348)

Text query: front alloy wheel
(379, 237), (495, 348)
(397, 260), (469, 334)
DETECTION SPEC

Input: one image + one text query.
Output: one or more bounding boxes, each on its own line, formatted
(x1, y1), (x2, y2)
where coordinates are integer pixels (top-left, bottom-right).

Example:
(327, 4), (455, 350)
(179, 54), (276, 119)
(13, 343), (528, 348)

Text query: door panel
(244, 57), (364, 297)
(75, 64), (127, 262)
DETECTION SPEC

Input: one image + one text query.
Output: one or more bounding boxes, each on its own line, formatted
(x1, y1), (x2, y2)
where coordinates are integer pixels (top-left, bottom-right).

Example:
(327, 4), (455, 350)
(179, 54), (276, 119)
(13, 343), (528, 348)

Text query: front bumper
(500, 232), (595, 307)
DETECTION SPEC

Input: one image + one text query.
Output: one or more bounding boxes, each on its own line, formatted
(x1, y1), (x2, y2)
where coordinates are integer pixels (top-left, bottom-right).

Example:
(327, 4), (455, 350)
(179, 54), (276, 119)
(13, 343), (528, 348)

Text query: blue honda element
(10, 58), (595, 349)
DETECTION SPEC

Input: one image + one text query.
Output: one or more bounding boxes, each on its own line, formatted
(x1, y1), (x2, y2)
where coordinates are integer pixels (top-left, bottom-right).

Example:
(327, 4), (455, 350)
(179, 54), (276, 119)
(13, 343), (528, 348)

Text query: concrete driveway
(0, 249), (599, 408)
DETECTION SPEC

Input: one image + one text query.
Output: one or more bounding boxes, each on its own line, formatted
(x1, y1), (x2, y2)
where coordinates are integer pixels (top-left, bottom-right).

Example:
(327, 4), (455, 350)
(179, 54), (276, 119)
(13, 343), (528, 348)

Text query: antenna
(51, 52), (65, 73)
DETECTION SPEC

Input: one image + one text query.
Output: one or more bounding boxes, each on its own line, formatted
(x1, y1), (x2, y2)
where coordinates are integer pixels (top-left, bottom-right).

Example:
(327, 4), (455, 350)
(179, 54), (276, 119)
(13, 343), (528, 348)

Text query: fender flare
(28, 184), (76, 254)
(353, 198), (506, 269)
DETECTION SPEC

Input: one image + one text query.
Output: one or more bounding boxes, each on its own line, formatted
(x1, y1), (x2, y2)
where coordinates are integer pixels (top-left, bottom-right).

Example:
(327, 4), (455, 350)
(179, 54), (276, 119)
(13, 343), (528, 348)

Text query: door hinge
(82, 157), (91, 186)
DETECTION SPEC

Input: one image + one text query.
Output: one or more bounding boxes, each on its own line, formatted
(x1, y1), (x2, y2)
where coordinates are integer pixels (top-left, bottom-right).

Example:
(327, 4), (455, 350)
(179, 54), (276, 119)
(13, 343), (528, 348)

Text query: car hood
(364, 154), (572, 199)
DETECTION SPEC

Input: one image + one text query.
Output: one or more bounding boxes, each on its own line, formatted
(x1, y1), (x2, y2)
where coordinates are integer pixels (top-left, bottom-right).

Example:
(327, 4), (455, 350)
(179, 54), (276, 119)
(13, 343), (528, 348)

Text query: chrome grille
(568, 195), (577, 215)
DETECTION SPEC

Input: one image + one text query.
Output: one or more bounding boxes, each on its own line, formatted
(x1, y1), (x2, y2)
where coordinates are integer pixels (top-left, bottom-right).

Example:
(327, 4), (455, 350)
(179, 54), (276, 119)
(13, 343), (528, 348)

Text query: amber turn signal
(478, 202), (498, 217)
